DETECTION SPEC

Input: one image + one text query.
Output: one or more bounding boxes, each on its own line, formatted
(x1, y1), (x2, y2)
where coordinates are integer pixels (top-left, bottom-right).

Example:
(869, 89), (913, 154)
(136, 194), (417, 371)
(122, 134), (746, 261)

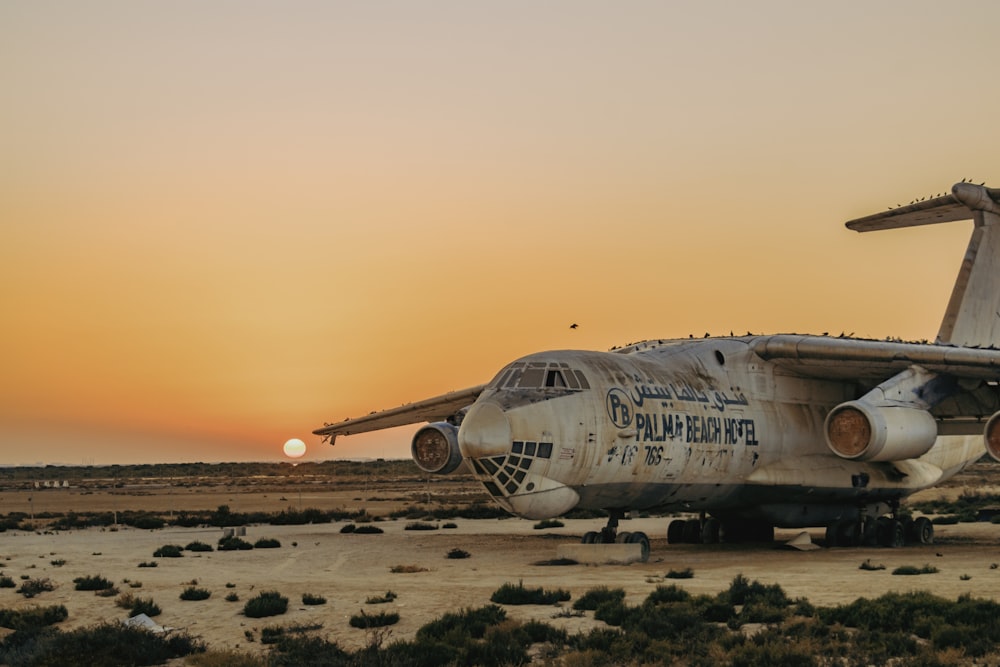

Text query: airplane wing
(312, 385), (487, 443)
(750, 334), (1000, 434)
(750, 334), (1000, 381)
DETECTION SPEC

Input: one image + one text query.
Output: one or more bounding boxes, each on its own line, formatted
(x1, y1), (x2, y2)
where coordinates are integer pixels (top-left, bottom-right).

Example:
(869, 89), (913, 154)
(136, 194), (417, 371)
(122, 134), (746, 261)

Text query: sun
(282, 438), (306, 459)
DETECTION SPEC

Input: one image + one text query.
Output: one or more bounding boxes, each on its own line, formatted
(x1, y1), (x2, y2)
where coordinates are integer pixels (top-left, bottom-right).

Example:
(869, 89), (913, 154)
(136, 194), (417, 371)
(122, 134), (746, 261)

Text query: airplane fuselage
(454, 338), (984, 527)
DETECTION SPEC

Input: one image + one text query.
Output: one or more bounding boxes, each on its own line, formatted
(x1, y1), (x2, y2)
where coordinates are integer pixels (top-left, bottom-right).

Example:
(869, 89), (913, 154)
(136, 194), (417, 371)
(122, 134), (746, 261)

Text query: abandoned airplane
(315, 182), (1000, 556)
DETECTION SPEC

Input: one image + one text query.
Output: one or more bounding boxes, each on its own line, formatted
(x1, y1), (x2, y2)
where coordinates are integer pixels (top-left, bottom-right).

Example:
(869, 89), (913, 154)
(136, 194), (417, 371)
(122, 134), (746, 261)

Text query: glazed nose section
(458, 401), (512, 458)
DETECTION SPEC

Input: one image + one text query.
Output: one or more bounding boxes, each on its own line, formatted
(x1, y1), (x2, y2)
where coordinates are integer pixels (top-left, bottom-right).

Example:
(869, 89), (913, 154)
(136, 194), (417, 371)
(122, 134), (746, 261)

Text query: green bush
(244, 591), (288, 618)
(130, 514), (166, 530)
(138, 561), (158, 568)
(225, 592), (239, 602)
(117, 592), (162, 617)
(153, 544), (183, 558)
(416, 605), (507, 642)
(0, 575), (15, 588)
(349, 610), (399, 628)
(301, 592), (326, 605)
(185, 541), (213, 552)
(218, 536), (253, 551)
(339, 523), (356, 534)
(491, 581), (571, 605)
(0, 604), (68, 630)
(573, 586), (626, 611)
(253, 538), (281, 548)
(353, 525), (383, 534)
(180, 586), (212, 601)
(17, 577), (54, 598)
(404, 521), (438, 531)
(647, 584), (691, 604)
(0, 620), (203, 665)
(73, 574), (115, 591)
(446, 548), (470, 559)
(365, 591), (397, 604)
(892, 564), (939, 576)
(665, 567), (694, 579)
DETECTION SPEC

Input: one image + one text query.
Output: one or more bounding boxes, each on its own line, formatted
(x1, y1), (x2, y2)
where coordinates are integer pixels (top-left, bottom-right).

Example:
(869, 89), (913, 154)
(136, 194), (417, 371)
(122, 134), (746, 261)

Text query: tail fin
(846, 182), (1000, 348)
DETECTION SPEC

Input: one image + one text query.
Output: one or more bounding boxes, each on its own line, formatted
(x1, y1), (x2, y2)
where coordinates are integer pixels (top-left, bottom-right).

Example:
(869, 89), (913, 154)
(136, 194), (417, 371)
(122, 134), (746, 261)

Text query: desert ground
(2, 462), (1000, 659)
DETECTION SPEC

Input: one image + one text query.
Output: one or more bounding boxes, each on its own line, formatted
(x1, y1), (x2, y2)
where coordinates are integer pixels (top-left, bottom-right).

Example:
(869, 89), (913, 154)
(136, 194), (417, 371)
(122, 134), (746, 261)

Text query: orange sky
(2, 1), (999, 465)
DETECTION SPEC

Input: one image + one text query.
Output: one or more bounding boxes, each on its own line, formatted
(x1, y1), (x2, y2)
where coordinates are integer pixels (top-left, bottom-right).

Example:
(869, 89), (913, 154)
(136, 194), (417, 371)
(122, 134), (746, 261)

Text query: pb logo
(606, 388), (634, 429)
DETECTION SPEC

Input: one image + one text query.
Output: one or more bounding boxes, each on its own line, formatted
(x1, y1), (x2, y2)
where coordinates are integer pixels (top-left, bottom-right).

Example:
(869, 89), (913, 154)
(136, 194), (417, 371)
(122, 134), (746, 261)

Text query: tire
(582, 531), (599, 544)
(838, 520), (861, 547)
(667, 519), (686, 544)
(681, 519), (702, 543)
(701, 517), (721, 544)
(875, 517), (892, 546)
(825, 521), (842, 547)
(913, 516), (934, 545)
(880, 519), (906, 549)
(627, 531), (651, 562)
(615, 531), (632, 544)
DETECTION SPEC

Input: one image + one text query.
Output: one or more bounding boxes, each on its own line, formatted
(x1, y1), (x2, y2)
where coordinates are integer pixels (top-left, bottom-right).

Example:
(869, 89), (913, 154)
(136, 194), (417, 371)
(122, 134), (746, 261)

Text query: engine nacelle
(411, 422), (464, 474)
(825, 401), (938, 462)
(984, 412), (1000, 463)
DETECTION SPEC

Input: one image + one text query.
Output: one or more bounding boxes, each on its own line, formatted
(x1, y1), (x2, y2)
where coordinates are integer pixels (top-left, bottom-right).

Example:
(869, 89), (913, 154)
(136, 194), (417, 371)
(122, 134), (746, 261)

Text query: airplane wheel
(626, 531), (650, 562)
(838, 520), (861, 547)
(879, 519), (905, 548)
(912, 516), (934, 545)
(582, 531), (599, 544)
(875, 517), (892, 546)
(615, 531), (632, 544)
(667, 520), (686, 544)
(890, 520), (905, 548)
(681, 519), (701, 544)
(825, 521), (842, 547)
(701, 517), (721, 544)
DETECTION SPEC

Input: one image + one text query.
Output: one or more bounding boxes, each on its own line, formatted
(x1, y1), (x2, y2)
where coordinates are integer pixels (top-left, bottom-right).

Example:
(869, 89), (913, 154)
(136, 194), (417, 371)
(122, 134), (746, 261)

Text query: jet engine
(825, 401), (938, 462)
(411, 422), (464, 474)
(985, 412), (1000, 463)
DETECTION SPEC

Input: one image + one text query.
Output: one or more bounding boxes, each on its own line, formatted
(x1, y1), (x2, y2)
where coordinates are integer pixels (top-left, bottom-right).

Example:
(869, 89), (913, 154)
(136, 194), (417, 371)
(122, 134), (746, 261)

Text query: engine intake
(985, 412), (1000, 463)
(825, 401), (937, 462)
(411, 422), (464, 474)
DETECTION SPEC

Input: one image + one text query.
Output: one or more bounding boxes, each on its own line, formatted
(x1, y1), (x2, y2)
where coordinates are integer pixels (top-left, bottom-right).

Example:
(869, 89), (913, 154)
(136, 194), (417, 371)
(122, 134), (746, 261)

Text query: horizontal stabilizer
(846, 183), (1000, 232)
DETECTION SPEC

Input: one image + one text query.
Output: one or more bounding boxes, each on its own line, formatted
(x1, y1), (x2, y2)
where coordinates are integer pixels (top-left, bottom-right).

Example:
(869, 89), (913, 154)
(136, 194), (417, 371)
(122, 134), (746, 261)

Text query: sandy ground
(3, 516), (1000, 658)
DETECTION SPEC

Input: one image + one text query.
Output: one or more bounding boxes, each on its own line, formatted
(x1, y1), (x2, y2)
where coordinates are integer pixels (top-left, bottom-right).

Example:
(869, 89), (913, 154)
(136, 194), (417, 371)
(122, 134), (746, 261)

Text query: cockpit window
(490, 361), (589, 390)
(519, 367), (545, 388)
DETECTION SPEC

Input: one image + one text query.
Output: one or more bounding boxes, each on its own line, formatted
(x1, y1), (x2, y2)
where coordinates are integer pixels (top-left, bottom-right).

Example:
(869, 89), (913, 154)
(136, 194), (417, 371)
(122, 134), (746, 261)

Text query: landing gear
(579, 509), (649, 561)
(666, 516), (773, 544)
(825, 508), (933, 548)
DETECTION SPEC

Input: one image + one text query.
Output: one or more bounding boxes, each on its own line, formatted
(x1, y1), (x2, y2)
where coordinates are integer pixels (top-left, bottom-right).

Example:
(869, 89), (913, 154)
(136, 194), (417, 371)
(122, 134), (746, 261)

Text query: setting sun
(282, 438), (306, 459)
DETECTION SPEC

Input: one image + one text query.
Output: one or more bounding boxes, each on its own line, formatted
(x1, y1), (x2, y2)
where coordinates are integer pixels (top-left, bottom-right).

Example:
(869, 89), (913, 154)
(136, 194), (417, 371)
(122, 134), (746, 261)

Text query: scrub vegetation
(490, 580), (571, 605)
(4, 575), (1000, 665)
(243, 591), (288, 618)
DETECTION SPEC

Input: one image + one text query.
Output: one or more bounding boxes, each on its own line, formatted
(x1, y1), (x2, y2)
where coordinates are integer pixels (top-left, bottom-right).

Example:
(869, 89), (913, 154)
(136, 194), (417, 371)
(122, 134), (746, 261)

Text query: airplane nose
(458, 401), (512, 458)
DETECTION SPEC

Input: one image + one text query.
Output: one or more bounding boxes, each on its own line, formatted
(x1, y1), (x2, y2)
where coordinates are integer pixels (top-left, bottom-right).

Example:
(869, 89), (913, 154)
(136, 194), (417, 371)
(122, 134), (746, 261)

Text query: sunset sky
(3, 1), (999, 465)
